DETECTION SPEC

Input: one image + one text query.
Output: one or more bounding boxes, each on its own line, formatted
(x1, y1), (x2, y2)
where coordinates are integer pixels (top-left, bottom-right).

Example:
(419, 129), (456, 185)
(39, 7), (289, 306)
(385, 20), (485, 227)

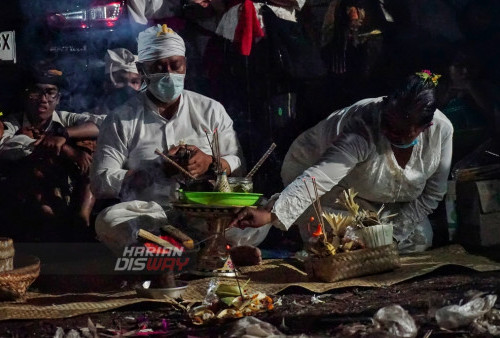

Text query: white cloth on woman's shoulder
(275, 97), (453, 249)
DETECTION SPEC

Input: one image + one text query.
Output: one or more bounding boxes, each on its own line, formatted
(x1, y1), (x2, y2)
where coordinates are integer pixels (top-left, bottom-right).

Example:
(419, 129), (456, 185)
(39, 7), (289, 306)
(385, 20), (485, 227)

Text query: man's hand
(229, 207), (273, 229)
(61, 144), (92, 174)
(34, 134), (67, 156)
(16, 127), (41, 139)
(185, 145), (213, 177)
(73, 150), (93, 174)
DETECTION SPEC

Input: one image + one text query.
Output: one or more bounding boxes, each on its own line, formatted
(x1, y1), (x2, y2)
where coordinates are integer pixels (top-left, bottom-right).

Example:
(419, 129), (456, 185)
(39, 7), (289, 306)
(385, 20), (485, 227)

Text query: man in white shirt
(91, 25), (268, 256)
(92, 48), (142, 116)
(0, 63), (105, 236)
(231, 72), (454, 253)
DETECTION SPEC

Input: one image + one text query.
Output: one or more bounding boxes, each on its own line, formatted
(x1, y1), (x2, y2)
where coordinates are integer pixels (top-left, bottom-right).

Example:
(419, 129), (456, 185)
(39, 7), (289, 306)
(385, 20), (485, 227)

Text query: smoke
(16, 0), (140, 113)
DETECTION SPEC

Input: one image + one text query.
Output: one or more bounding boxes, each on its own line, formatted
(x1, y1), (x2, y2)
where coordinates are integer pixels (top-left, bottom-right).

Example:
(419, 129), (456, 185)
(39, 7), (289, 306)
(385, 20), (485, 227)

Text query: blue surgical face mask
(147, 72), (185, 103)
(391, 138), (419, 149)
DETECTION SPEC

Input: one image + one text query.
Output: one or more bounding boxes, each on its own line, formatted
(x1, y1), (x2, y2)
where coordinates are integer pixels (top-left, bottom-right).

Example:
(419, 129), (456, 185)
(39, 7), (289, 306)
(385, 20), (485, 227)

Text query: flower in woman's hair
(431, 74), (441, 85)
(415, 70), (441, 86)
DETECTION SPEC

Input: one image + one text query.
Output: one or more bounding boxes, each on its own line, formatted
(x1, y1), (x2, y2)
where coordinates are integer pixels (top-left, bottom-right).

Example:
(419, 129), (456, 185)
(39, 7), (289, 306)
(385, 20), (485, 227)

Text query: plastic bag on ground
(226, 317), (284, 337)
(435, 294), (497, 329)
(372, 305), (418, 338)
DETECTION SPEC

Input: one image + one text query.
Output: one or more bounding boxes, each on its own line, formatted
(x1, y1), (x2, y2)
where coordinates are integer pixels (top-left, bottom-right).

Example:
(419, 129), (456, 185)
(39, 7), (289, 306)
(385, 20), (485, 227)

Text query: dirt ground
(1, 265), (500, 337)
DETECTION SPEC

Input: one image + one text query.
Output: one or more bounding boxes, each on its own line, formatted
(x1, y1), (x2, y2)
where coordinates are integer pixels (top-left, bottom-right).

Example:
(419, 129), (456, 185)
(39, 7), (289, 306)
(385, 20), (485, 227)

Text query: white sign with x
(0, 31), (16, 63)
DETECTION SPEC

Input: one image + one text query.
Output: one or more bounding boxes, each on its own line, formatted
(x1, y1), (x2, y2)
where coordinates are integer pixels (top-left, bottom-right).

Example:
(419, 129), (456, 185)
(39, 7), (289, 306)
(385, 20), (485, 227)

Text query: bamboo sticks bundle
(246, 143), (277, 178)
(213, 129), (222, 173)
(204, 128), (222, 174)
(303, 178), (327, 242)
(155, 149), (197, 179)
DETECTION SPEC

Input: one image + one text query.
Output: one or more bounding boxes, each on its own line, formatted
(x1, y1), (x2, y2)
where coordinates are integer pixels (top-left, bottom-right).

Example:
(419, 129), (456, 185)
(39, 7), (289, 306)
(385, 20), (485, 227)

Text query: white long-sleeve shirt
(90, 90), (244, 204)
(0, 110), (104, 161)
(274, 97), (453, 236)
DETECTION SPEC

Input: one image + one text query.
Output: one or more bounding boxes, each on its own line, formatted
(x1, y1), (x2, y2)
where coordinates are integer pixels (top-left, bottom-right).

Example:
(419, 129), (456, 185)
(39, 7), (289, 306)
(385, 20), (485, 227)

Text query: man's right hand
(73, 150), (93, 174)
(34, 134), (67, 156)
(229, 207), (274, 229)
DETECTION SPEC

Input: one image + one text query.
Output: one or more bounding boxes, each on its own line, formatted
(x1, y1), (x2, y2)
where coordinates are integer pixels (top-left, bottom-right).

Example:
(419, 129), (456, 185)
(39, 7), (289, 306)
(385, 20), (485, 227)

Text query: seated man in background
(91, 25), (269, 263)
(92, 48), (142, 116)
(0, 63), (105, 240)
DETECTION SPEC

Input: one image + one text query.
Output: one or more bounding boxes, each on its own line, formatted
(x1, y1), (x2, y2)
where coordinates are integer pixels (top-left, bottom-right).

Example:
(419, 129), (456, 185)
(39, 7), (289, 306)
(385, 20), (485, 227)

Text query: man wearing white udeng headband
(90, 25), (269, 262)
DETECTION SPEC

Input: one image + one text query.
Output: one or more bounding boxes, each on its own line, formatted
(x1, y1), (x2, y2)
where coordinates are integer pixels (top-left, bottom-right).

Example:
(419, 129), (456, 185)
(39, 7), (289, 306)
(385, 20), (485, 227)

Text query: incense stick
(204, 129), (214, 154)
(234, 267), (244, 299)
(485, 151), (500, 158)
(223, 228), (244, 299)
(311, 178), (326, 240)
(214, 129), (221, 173)
(155, 149), (197, 180)
(246, 143), (277, 178)
(303, 179), (322, 233)
(312, 177), (327, 241)
(312, 177), (324, 220)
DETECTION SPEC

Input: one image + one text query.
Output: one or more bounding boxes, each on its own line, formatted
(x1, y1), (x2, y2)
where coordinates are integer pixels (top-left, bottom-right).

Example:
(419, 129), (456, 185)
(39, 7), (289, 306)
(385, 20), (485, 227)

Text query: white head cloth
(137, 24), (186, 62)
(105, 48), (139, 74)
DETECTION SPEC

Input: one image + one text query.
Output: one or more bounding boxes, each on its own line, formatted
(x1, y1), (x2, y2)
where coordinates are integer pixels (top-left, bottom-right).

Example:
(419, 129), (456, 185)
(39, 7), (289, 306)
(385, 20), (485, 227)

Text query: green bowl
(181, 191), (263, 206)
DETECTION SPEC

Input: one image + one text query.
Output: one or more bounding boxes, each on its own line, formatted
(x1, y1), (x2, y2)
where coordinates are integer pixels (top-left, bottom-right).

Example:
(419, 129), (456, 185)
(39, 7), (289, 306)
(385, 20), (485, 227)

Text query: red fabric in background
(233, 0), (264, 56)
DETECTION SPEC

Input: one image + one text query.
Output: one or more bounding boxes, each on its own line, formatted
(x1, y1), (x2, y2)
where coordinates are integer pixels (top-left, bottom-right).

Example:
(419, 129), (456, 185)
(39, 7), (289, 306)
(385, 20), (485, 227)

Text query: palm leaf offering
(309, 188), (396, 257)
(189, 279), (274, 325)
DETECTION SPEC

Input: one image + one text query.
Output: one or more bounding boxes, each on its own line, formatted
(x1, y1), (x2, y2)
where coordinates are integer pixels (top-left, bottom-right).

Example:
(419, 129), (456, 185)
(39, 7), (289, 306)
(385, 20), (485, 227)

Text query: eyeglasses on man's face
(27, 86), (59, 101)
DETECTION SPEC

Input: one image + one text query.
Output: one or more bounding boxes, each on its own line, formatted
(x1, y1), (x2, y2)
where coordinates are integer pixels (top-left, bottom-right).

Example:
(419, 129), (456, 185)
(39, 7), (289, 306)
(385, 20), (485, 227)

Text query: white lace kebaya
(274, 97), (453, 252)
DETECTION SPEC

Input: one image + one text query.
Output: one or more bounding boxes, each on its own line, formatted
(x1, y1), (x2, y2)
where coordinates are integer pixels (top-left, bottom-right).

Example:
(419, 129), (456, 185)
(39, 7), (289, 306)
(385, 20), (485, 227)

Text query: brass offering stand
(173, 203), (246, 277)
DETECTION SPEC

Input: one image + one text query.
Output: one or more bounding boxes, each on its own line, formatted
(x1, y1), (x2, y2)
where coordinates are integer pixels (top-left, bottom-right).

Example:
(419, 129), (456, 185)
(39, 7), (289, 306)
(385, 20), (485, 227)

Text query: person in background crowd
(436, 45), (497, 165)
(91, 25), (267, 264)
(92, 48), (142, 116)
(0, 63), (105, 240)
(231, 71), (453, 254)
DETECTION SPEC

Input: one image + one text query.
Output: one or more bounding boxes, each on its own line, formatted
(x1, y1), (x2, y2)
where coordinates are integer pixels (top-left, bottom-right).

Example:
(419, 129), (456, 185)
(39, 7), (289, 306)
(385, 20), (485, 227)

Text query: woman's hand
(229, 207), (273, 229)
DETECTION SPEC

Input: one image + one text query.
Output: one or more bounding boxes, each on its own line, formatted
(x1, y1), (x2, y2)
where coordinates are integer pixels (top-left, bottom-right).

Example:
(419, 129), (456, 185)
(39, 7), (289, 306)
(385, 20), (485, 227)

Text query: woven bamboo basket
(305, 243), (400, 282)
(0, 237), (15, 273)
(0, 255), (40, 300)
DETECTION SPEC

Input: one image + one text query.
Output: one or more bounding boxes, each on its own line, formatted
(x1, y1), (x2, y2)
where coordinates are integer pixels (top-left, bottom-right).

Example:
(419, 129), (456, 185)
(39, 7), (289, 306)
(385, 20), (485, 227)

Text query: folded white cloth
(138, 24), (185, 62)
(105, 48), (139, 75)
(95, 200), (167, 256)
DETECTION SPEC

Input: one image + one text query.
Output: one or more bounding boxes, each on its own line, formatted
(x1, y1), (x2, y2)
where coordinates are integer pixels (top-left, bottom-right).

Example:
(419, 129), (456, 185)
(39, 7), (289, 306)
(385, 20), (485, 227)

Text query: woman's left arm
(397, 124), (454, 224)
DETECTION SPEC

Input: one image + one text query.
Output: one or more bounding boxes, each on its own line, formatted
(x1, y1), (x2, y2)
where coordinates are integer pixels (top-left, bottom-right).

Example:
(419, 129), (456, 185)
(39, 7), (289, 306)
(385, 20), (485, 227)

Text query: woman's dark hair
(385, 74), (437, 126)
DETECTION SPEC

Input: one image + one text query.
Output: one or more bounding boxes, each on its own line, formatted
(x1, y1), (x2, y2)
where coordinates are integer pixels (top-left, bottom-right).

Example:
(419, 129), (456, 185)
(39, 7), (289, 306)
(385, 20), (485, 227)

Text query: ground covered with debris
(1, 266), (500, 337)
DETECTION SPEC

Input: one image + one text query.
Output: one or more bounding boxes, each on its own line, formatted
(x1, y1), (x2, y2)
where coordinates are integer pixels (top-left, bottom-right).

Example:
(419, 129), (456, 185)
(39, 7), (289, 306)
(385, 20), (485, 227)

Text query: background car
(1, 0), (137, 114)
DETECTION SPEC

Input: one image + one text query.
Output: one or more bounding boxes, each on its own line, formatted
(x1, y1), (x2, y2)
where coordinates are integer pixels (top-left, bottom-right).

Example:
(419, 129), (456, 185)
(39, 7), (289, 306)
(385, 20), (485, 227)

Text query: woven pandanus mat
(1, 245), (499, 320)
(0, 290), (180, 321)
(182, 245), (500, 301)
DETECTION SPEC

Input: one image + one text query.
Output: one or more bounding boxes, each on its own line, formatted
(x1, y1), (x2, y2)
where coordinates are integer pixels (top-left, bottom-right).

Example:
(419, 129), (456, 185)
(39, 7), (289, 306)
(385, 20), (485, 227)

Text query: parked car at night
(1, 0), (139, 113)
